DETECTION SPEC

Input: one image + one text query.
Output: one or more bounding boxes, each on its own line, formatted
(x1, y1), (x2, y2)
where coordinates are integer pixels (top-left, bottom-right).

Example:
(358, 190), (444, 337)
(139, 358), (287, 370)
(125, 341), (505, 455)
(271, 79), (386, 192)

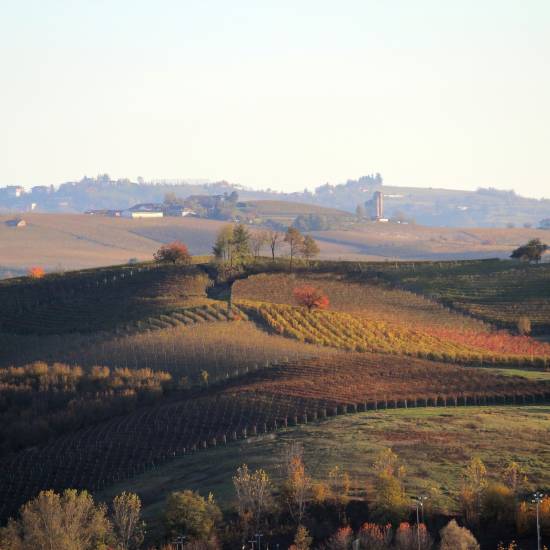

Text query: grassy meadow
(97, 406), (550, 537)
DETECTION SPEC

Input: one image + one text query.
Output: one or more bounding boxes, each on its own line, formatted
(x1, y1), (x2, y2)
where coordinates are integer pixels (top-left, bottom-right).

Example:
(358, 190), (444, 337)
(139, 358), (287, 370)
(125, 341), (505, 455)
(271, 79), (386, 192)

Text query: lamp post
(412, 496), (428, 550)
(532, 492), (545, 550)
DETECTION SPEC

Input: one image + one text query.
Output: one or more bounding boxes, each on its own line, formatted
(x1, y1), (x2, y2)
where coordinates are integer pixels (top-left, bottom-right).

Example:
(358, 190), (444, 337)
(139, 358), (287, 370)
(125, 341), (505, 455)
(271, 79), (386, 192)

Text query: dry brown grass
(0, 213), (227, 271)
(2, 213), (548, 274)
(312, 225), (550, 260)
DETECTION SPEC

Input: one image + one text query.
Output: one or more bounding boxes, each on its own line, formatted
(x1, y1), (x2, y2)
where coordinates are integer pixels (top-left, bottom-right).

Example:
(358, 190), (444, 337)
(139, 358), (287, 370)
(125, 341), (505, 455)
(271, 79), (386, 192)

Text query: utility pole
(532, 492), (545, 550)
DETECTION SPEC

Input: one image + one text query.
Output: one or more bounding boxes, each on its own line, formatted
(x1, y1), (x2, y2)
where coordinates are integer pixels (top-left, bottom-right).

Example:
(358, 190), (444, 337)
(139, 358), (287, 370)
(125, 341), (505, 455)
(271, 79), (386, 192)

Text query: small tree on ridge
(293, 285), (329, 311)
(154, 241), (191, 264)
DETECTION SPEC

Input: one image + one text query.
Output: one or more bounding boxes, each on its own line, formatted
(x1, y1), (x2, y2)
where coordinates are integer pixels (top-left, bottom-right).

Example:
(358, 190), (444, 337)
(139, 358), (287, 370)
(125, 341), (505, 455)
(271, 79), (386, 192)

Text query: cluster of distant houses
(85, 203), (197, 219)
(84, 193), (236, 220)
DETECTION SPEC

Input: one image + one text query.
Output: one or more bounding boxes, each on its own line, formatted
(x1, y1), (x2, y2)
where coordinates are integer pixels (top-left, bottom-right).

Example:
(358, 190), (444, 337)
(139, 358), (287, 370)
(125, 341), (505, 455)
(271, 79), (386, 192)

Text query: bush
(27, 266), (45, 279)
(439, 520), (479, 550)
(517, 317), (531, 335)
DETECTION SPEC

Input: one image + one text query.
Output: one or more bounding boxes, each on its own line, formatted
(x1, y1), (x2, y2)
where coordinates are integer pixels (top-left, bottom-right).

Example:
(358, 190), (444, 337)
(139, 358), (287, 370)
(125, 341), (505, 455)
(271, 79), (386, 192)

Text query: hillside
(311, 224), (550, 260)
(3, 173), (550, 227)
(0, 213), (227, 271)
(1, 258), (550, 548)
(1, 212), (549, 276)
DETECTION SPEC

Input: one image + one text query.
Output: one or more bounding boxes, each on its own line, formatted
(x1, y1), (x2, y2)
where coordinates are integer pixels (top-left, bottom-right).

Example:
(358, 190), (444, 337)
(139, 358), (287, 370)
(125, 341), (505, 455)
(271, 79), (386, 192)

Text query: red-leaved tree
(154, 241), (191, 264)
(27, 266), (45, 279)
(293, 285), (329, 311)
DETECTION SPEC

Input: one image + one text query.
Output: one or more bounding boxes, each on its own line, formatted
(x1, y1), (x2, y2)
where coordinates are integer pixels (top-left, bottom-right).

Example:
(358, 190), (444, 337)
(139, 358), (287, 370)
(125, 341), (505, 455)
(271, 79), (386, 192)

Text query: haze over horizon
(2, 1), (549, 199)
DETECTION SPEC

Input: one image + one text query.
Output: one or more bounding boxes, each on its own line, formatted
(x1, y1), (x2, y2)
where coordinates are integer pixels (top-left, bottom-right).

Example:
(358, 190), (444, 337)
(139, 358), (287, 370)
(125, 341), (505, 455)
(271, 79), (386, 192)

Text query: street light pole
(532, 492), (545, 550)
(412, 496), (428, 550)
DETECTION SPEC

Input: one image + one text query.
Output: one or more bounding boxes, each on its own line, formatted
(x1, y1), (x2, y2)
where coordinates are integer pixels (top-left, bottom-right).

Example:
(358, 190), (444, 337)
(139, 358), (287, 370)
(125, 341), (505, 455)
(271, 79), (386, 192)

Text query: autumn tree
(0, 489), (112, 550)
(460, 457), (487, 526)
(267, 229), (283, 261)
(358, 522), (393, 549)
(285, 227), (304, 271)
(164, 491), (221, 542)
(510, 238), (548, 262)
(394, 522), (432, 550)
(27, 266), (45, 278)
(112, 492), (144, 550)
(481, 483), (515, 526)
(289, 525), (312, 550)
(293, 285), (329, 311)
(154, 241), (191, 264)
(323, 526), (353, 550)
(327, 465), (351, 523)
(232, 464), (273, 536)
(282, 442), (311, 524)
(371, 448), (409, 524)
(439, 520), (479, 550)
(301, 235), (320, 263)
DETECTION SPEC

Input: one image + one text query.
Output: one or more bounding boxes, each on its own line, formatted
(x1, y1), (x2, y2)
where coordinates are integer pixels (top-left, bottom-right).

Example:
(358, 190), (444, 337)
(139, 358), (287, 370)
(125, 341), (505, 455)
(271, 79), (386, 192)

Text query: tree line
(212, 224), (320, 270)
(2, 445), (548, 549)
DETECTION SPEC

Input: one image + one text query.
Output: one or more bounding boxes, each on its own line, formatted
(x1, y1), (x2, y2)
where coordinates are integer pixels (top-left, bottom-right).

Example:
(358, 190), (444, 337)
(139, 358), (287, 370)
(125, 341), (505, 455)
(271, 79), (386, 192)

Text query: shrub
(27, 266), (45, 278)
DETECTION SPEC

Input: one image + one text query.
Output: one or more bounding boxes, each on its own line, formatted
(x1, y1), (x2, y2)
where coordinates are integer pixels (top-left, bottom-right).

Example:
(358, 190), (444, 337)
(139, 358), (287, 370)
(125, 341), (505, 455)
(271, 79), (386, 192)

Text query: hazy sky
(2, 1), (549, 197)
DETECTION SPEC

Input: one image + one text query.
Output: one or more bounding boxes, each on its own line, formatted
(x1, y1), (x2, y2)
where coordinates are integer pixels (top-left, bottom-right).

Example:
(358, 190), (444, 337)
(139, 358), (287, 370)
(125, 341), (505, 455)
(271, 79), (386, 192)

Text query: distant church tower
(373, 191), (384, 220)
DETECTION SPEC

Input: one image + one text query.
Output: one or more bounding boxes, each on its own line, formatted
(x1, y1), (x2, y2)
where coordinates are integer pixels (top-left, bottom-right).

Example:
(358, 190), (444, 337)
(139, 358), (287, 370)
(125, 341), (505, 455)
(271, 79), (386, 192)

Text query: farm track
(1, 353), (549, 522)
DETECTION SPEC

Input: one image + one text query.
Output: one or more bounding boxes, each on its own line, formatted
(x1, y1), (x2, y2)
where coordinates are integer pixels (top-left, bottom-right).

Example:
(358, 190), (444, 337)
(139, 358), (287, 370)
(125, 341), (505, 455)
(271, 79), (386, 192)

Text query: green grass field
(97, 405), (550, 538)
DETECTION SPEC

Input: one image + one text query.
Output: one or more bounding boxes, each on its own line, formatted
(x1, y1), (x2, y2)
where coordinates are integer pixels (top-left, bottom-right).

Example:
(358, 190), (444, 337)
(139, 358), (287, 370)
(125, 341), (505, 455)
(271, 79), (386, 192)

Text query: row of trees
(1, 448), (549, 549)
(212, 225), (320, 270)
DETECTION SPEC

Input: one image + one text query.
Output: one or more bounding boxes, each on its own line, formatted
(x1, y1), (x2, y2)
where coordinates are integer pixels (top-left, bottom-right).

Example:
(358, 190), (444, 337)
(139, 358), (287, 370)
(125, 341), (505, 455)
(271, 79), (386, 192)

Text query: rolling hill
(1, 211), (549, 276)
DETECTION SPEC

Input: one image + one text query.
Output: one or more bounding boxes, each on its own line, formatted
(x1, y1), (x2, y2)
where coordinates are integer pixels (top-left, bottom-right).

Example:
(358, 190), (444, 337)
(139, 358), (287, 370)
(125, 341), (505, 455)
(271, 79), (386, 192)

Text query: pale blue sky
(1, 1), (549, 197)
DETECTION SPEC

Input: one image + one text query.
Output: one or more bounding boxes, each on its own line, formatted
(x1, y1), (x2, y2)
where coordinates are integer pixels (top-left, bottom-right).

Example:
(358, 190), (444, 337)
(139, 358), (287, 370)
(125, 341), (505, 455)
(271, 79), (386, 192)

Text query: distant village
(1, 174), (550, 229)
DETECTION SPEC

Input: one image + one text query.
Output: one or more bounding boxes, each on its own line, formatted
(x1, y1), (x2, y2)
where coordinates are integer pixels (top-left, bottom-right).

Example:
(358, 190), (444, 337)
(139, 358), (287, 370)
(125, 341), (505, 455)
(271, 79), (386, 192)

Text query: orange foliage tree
(154, 241), (191, 264)
(27, 266), (45, 278)
(293, 285), (329, 311)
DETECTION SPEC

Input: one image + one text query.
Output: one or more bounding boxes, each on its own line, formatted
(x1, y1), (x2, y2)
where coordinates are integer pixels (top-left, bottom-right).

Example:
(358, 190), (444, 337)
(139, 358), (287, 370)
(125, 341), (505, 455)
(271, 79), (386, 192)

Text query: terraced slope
(373, 259), (550, 333)
(240, 301), (550, 367)
(0, 263), (210, 335)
